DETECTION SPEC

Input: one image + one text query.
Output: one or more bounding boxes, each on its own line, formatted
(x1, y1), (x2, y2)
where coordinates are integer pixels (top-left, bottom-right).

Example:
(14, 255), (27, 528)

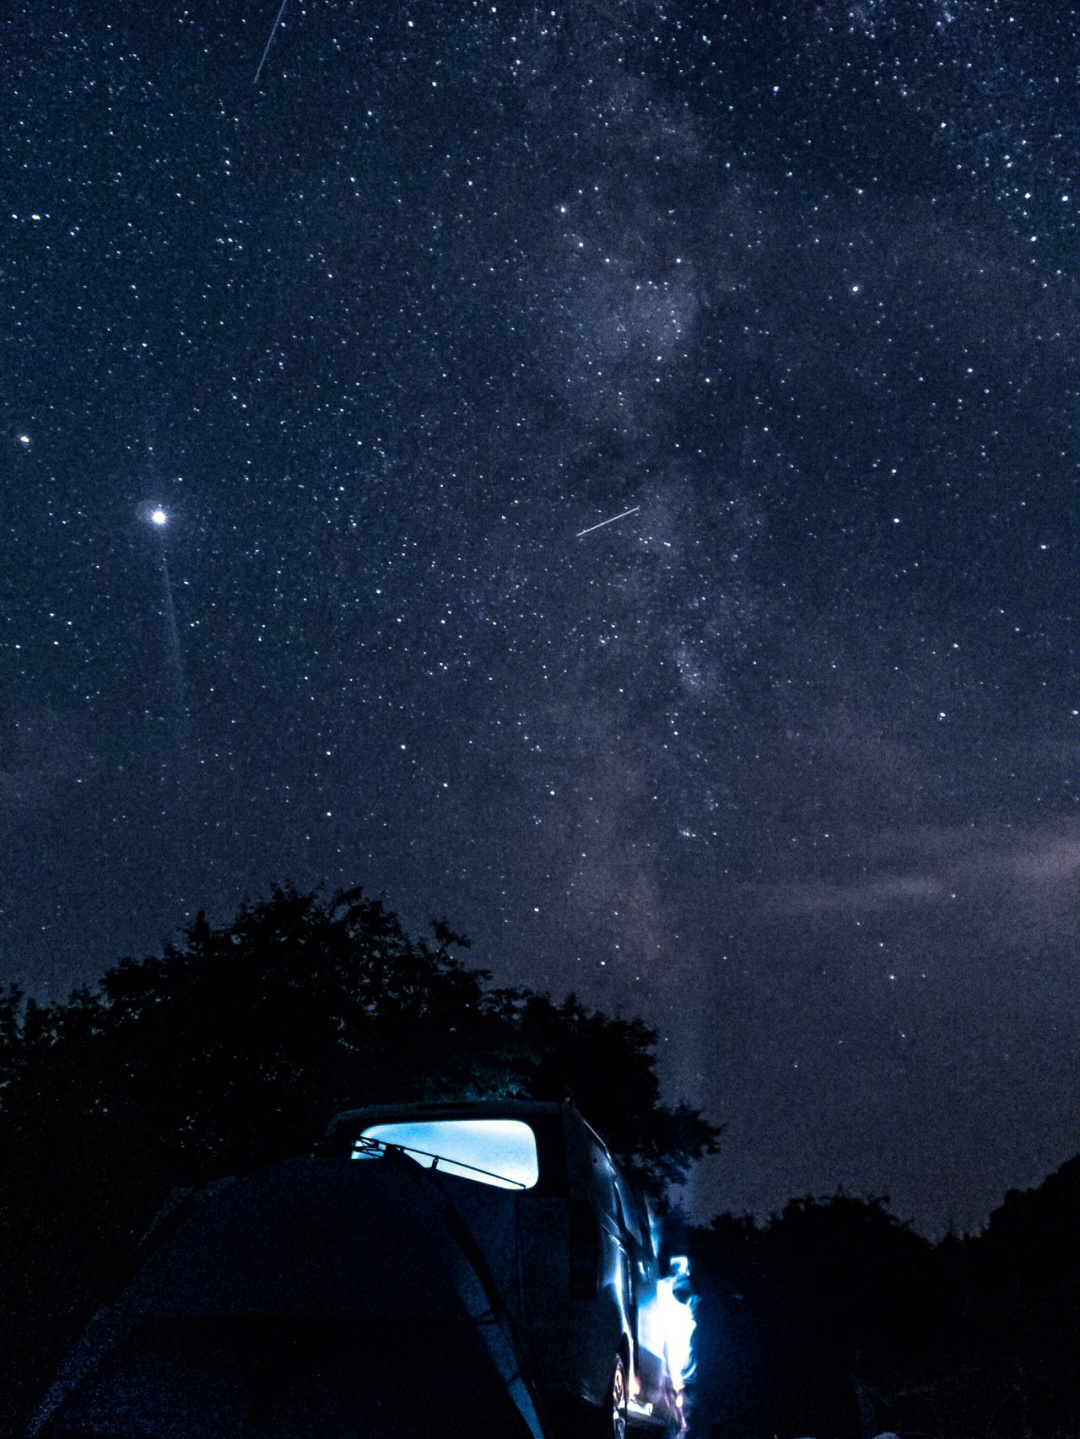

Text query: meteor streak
(576, 504), (640, 538)
(254, 0), (289, 85)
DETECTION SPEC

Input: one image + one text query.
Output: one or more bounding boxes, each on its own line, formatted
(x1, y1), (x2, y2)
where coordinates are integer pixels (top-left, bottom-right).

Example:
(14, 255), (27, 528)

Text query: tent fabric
(33, 1157), (546, 1439)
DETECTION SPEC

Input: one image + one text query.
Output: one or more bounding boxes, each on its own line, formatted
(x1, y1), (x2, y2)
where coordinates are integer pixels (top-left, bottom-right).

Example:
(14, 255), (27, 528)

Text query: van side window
(357, 1119), (540, 1189)
(614, 1174), (647, 1251)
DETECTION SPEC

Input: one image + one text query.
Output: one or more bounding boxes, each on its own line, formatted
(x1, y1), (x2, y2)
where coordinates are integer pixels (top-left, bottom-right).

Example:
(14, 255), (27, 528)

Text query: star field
(4, 0), (1080, 1234)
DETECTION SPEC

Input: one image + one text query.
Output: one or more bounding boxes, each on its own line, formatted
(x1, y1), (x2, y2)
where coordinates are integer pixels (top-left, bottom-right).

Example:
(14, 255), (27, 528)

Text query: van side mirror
(668, 1254), (692, 1302)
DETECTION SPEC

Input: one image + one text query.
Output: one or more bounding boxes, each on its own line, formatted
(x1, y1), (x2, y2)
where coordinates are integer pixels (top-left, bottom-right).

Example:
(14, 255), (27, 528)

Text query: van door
(613, 1174), (667, 1407)
(567, 1141), (629, 1406)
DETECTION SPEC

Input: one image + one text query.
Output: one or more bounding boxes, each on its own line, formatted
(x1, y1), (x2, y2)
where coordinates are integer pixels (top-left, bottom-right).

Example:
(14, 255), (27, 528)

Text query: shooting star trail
(576, 505), (641, 539)
(254, 0), (289, 85)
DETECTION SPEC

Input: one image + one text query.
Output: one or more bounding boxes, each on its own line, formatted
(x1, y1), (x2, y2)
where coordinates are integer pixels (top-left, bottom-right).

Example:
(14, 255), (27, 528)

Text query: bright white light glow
(356, 1118), (540, 1189)
(150, 508), (168, 526)
(638, 1256), (696, 1404)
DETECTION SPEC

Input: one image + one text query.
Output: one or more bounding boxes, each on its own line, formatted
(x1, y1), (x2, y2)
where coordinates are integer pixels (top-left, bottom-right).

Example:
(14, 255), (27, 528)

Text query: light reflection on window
(353, 1118), (540, 1189)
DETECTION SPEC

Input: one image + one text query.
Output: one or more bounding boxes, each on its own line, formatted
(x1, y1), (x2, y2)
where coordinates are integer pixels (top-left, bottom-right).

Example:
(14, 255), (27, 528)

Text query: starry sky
(5, 0), (1080, 1236)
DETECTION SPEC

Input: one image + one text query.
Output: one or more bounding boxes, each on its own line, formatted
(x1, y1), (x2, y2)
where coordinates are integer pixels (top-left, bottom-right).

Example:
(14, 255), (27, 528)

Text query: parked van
(320, 1100), (691, 1436)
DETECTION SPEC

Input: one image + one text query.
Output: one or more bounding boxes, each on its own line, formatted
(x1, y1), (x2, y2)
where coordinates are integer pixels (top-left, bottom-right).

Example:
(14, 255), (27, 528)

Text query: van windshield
(354, 1118), (540, 1190)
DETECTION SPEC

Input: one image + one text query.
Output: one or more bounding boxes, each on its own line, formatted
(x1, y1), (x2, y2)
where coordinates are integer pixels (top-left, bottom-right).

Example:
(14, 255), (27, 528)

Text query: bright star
(150, 508), (168, 526)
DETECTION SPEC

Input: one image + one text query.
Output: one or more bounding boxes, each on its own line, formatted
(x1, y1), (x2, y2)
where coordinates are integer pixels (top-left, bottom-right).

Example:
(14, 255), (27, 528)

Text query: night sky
(5, 0), (1080, 1236)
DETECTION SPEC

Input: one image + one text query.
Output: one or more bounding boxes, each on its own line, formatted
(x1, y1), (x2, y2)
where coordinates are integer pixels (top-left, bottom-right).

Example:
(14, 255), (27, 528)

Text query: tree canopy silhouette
(0, 884), (718, 1433)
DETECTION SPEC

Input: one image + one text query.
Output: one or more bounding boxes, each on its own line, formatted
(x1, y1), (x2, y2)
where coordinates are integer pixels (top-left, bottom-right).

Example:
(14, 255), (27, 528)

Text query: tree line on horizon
(675, 1169), (1080, 1439)
(1, 883), (1078, 1438)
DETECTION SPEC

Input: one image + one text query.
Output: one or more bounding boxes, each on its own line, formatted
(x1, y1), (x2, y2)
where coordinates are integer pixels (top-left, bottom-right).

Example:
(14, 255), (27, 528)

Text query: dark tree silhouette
(680, 1194), (941, 1439)
(678, 1170), (1080, 1439)
(971, 1156), (1080, 1438)
(0, 885), (718, 1434)
(482, 987), (719, 1195)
